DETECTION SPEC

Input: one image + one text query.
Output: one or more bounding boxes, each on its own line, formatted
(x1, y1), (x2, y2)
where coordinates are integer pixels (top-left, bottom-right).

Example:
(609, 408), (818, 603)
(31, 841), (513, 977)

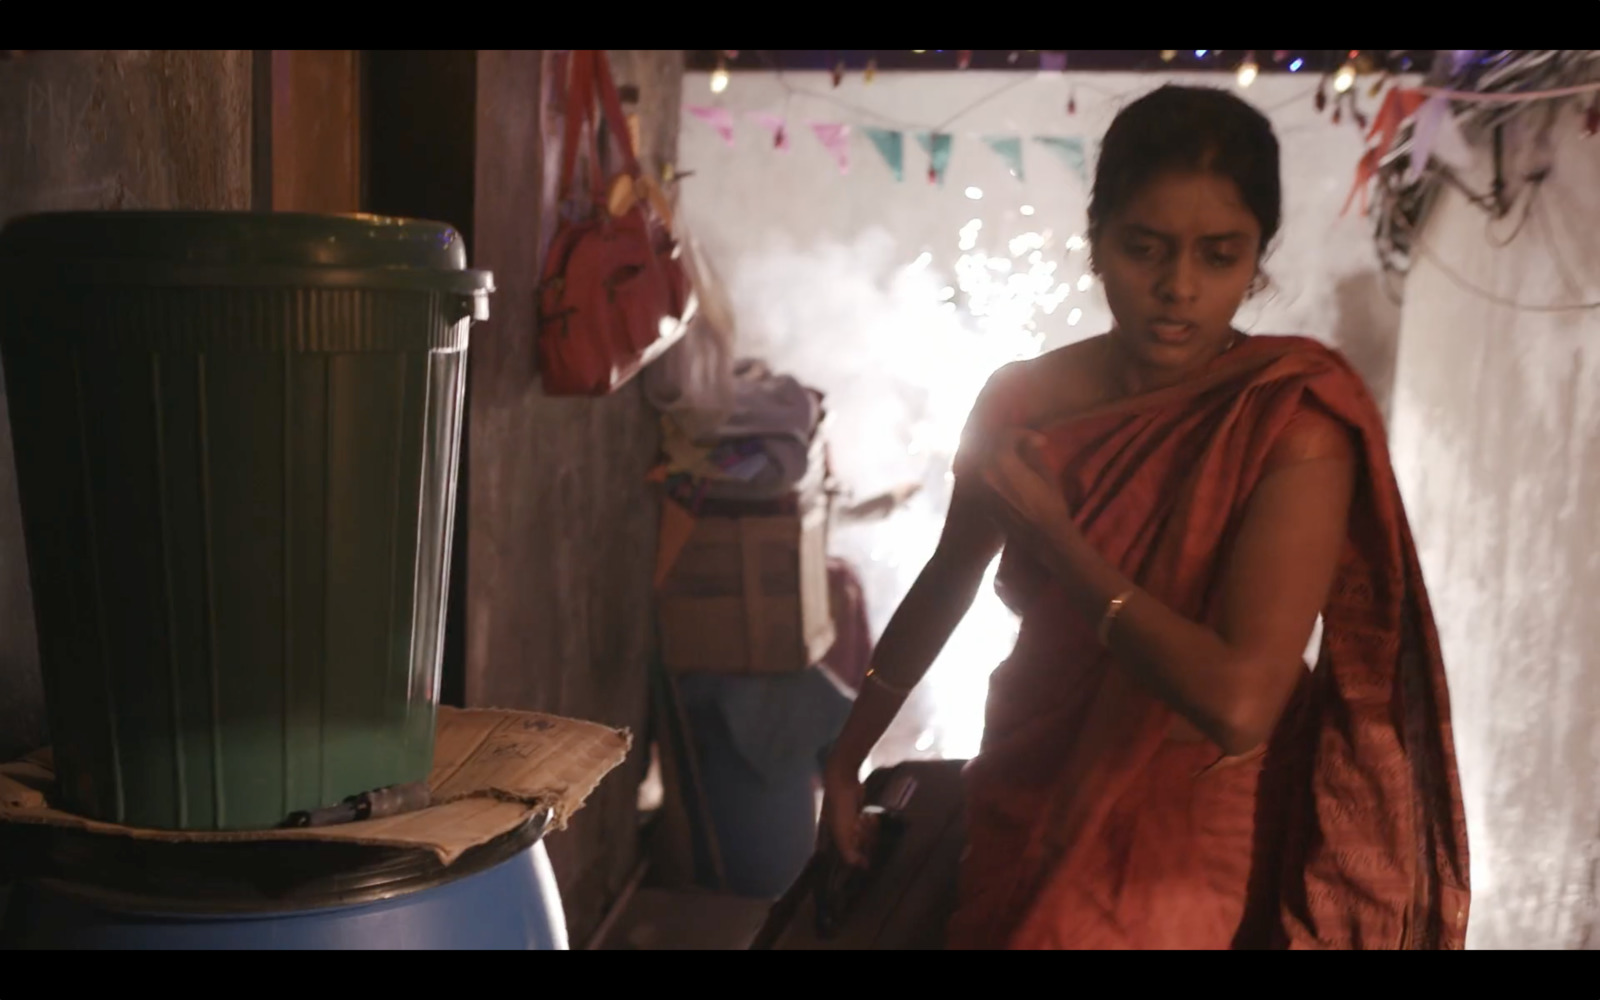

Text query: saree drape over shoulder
(945, 335), (1469, 950)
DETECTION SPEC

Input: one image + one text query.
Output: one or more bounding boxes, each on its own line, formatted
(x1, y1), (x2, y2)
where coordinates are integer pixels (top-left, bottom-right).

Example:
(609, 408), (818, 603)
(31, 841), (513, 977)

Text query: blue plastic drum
(1, 815), (567, 950)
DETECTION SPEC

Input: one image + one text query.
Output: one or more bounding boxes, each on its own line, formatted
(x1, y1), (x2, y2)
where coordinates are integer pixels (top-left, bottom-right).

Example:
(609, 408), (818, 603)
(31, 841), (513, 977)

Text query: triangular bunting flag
(685, 105), (736, 147)
(1033, 136), (1087, 186)
(915, 132), (953, 186)
(863, 127), (905, 182)
(747, 111), (790, 151)
(982, 136), (1025, 181)
(1344, 87), (1429, 218)
(1403, 94), (1450, 185)
(1343, 147), (1380, 218)
(810, 122), (851, 175)
(1366, 87), (1428, 151)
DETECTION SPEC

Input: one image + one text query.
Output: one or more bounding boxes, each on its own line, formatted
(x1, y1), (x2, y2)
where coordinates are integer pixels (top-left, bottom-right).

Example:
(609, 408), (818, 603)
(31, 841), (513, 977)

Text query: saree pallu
(945, 335), (1469, 950)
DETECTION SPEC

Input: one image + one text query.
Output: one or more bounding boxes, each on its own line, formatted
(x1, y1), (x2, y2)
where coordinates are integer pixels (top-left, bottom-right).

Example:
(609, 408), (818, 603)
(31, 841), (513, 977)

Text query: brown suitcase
(750, 758), (968, 950)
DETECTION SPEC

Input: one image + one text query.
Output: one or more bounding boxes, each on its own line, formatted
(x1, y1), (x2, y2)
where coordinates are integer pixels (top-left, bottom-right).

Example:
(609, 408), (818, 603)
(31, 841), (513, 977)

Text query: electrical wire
(1484, 179), (1539, 249)
(1532, 187), (1591, 303)
(1264, 84), (1326, 114)
(1367, 49), (1600, 284)
(752, 50), (1033, 135)
(1410, 226), (1600, 313)
(932, 75), (1035, 132)
(1416, 79), (1600, 103)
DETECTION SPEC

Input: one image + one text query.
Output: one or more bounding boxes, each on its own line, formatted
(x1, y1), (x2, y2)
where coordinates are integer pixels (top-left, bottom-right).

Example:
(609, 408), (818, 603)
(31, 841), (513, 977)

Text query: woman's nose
(1157, 257), (1200, 304)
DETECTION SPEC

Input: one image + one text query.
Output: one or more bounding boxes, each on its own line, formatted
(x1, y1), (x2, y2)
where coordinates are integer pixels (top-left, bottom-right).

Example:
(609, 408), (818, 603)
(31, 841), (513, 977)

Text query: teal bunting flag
(1032, 136), (1088, 186)
(863, 127), (905, 182)
(915, 132), (953, 186)
(982, 136), (1025, 181)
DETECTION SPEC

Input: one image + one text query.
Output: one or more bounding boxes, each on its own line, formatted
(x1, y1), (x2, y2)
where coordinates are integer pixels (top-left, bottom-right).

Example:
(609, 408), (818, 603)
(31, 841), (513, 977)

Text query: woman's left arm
(983, 410), (1357, 757)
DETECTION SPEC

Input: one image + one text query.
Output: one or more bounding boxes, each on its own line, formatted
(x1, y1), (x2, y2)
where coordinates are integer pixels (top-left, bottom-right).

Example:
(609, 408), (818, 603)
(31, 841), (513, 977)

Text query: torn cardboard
(0, 707), (631, 867)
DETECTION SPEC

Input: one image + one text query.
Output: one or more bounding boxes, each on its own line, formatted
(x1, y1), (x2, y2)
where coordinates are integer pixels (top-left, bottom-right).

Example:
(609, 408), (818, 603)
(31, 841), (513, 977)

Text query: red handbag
(538, 50), (695, 396)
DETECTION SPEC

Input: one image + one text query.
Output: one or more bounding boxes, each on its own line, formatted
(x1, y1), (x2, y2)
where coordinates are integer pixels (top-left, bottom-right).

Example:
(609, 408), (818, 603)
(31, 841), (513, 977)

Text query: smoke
(724, 224), (1041, 760)
(728, 226), (1006, 501)
(726, 227), (1049, 502)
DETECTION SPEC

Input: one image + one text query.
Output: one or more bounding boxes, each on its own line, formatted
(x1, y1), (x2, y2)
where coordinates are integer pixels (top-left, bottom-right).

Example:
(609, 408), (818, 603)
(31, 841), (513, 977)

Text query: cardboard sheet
(0, 707), (632, 867)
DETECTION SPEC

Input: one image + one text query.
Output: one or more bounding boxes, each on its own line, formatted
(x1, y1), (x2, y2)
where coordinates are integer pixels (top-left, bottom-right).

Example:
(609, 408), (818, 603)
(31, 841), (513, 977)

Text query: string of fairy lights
(703, 50), (1422, 105)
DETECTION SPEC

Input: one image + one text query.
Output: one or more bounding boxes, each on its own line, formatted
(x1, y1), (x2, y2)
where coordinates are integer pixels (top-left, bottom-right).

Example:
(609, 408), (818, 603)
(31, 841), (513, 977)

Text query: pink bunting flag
(685, 105), (736, 147)
(747, 111), (790, 151)
(810, 122), (852, 175)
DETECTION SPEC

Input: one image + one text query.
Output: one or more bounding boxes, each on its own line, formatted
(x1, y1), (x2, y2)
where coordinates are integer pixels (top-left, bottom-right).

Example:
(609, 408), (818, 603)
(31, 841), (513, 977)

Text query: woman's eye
(1207, 253), (1240, 268)
(1126, 243), (1158, 260)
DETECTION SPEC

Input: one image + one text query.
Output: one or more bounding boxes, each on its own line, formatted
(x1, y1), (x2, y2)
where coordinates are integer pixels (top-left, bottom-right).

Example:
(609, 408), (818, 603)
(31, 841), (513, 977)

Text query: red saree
(945, 335), (1470, 950)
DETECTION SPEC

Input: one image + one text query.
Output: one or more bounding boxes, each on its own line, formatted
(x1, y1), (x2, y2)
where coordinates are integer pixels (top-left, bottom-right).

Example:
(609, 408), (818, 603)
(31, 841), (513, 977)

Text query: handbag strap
(556, 50), (606, 203)
(555, 51), (646, 205)
(588, 50), (644, 178)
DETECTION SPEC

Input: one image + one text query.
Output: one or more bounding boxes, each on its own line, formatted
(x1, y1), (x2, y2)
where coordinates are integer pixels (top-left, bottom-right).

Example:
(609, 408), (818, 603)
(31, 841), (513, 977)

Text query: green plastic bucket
(0, 212), (493, 831)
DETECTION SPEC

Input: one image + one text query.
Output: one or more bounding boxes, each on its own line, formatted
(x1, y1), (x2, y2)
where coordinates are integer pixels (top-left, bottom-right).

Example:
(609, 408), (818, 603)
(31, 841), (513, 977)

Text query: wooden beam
(266, 50), (362, 214)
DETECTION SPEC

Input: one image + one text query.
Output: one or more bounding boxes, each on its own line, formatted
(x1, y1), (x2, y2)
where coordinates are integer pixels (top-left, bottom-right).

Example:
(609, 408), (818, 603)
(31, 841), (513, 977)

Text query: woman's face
(1094, 170), (1263, 374)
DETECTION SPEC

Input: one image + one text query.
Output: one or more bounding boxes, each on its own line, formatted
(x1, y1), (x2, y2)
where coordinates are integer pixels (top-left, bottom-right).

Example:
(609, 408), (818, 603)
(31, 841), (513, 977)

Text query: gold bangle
(864, 669), (914, 698)
(1097, 590), (1136, 647)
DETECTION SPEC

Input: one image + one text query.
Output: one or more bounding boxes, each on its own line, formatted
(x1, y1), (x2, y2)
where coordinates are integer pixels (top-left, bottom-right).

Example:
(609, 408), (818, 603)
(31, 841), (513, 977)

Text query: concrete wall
(0, 50), (255, 762)
(467, 49), (681, 946)
(1389, 99), (1600, 950)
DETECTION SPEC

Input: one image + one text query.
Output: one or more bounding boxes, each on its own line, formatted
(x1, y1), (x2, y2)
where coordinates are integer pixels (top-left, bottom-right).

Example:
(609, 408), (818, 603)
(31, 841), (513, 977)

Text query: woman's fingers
(823, 775), (867, 867)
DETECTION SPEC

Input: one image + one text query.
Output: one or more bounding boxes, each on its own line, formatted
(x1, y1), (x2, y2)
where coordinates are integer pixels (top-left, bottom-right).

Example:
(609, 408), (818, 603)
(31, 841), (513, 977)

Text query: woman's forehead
(1111, 171), (1261, 239)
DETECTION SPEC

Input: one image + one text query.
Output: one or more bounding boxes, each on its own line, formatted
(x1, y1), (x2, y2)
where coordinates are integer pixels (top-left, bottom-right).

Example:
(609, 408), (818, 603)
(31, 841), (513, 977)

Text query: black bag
(750, 759), (968, 951)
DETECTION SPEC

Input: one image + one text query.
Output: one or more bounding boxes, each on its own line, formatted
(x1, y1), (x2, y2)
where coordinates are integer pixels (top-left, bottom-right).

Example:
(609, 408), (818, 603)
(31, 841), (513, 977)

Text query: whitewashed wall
(1389, 99), (1600, 951)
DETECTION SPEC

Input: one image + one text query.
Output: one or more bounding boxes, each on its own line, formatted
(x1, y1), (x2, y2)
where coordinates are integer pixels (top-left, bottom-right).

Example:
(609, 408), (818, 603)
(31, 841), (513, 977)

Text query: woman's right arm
(820, 478), (1005, 864)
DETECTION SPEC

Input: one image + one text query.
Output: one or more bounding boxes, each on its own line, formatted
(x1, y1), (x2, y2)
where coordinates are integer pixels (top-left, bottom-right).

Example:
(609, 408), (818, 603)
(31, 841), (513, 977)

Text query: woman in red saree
(821, 86), (1470, 950)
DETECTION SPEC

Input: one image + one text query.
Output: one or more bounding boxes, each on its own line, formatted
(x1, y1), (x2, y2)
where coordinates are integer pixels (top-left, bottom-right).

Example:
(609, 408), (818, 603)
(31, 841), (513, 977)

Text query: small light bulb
(1020, 205), (1036, 217)
(709, 62), (729, 95)
(1160, 50), (1177, 63)
(1237, 54), (1259, 88)
(1334, 62), (1357, 94)
(1288, 58), (1305, 73)
(965, 186), (984, 200)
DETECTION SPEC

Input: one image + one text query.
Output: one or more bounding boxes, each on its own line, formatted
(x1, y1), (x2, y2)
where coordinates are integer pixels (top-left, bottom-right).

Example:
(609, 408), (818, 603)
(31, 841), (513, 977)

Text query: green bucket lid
(0, 211), (495, 304)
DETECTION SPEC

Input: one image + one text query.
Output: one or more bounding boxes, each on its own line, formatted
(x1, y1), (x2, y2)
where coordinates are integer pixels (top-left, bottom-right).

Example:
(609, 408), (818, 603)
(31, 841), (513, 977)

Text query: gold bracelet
(1097, 590), (1136, 647)
(864, 669), (914, 698)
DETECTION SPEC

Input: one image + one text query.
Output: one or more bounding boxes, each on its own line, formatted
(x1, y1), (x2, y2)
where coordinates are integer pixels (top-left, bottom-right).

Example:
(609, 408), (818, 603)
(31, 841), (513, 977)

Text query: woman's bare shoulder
(982, 336), (1113, 425)
(1266, 397), (1358, 471)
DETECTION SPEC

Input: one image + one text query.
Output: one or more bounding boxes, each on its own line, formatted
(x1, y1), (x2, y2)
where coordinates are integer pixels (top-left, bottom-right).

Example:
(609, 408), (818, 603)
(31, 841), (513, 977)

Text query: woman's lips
(1149, 319), (1196, 344)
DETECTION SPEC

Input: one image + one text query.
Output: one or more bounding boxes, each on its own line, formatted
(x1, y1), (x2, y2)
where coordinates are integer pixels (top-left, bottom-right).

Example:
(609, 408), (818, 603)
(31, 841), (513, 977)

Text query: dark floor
(594, 888), (772, 950)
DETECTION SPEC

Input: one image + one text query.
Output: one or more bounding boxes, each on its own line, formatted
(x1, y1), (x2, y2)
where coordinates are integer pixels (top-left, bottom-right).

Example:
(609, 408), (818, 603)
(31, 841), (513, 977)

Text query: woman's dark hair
(1087, 85), (1282, 263)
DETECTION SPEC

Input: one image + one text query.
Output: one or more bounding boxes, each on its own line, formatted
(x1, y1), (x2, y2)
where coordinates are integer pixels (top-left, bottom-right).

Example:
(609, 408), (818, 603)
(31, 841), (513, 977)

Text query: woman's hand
(979, 428), (1078, 550)
(819, 754), (867, 867)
